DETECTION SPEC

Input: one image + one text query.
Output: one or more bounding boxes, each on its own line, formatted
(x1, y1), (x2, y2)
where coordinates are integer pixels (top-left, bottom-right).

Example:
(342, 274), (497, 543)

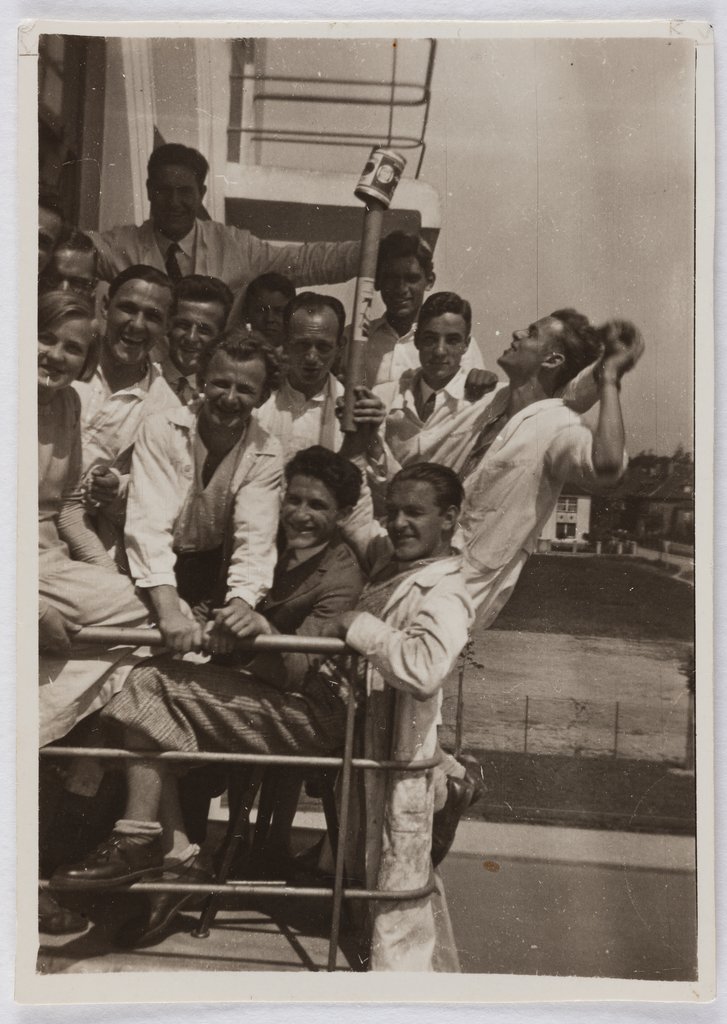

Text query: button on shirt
(344, 316), (486, 389)
(255, 374), (344, 464)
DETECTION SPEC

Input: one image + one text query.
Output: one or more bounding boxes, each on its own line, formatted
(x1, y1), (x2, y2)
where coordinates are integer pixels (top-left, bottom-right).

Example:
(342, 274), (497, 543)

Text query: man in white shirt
(342, 230), (486, 388)
(375, 291), (487, 471)
(156, 275), (233, 407)
(73, 264), (179, 552)
(88, 143), (361, 296)
(256, 292), (346, 462)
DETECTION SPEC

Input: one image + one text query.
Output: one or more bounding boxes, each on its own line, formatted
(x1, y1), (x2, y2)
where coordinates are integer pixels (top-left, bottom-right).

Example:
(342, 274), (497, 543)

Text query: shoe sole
(50, 866), (164, 892)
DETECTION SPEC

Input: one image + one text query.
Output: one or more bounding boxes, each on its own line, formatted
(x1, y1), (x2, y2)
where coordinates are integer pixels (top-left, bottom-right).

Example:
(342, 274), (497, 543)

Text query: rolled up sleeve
(547, 418), (627, 491)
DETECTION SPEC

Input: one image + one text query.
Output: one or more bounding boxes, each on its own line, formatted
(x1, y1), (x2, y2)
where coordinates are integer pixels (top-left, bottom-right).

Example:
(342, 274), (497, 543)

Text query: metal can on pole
(343, 147), (407, 432)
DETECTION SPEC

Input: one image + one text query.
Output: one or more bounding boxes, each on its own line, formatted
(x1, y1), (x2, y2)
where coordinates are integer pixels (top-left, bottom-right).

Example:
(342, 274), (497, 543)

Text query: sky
(256, 34), (696, 455)
(420, 36), (696, 456)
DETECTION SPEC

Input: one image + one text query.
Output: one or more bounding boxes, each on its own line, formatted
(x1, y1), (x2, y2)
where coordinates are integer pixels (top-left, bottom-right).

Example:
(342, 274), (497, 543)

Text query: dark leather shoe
(38, 889), (89, 935)
(459, 754), (487, 806)
(50, 832), (163, 891)
(114, 857), (213, 948)
(431, 776), (475, 868)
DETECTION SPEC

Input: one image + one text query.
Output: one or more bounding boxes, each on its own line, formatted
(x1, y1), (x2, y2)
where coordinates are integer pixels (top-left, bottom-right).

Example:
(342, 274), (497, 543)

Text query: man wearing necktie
(157, 275), (233, 407)
(88, 143), (362, 297)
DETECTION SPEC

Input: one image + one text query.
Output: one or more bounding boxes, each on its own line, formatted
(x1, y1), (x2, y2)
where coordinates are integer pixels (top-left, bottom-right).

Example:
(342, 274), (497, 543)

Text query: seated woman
(123, 326), (283, 650)
(51, 460), (473, 971)
(38, 290), (151, 934)
(39, 290), (153, 743)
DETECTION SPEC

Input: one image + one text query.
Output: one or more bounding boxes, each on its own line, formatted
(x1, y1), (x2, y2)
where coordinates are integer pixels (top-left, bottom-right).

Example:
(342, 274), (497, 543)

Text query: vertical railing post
(523, 695), (530, 753)
(327, 654), (358, 972)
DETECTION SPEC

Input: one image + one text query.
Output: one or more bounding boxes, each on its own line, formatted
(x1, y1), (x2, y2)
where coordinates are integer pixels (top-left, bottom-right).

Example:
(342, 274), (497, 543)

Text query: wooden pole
(341, 200), (386, 432)
(342, 147), (407, 432)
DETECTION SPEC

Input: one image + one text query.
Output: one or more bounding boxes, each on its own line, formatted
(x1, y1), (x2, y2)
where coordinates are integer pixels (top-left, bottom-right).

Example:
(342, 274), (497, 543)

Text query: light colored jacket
(455, 397), (627, 625)
(343, 510), (474, 971)
(125, 406), (282, 607)
(89, 218), (360, 295)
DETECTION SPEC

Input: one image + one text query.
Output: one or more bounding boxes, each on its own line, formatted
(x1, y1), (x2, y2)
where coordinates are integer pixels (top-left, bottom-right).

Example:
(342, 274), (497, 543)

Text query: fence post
(523, 695), (529, 753)
(613, 701), (620, 759)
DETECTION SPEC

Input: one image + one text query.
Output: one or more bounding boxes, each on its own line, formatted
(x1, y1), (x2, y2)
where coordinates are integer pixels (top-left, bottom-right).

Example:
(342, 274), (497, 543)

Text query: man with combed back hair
(89, 143), (362, 295)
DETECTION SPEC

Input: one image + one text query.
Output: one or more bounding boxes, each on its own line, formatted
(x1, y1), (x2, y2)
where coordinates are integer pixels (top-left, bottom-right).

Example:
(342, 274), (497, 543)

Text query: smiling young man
(255, 291), (347, 461)
(373, 291), (484, 471)
(70, 265), (179, 555)
(88, 143), (361, 296)
(156, 275), (233, 407)
(122, 328), (283, 654)
(342, 231), (487, 389)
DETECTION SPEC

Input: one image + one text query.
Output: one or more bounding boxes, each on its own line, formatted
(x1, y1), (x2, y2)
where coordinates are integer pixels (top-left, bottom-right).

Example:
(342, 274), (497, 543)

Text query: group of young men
(38, 142), (643, 970)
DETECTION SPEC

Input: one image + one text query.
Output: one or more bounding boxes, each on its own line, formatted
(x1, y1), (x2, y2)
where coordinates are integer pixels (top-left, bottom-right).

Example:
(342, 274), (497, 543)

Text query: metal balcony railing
(40, 627), (438, 972)
(227, 38), (437, 178)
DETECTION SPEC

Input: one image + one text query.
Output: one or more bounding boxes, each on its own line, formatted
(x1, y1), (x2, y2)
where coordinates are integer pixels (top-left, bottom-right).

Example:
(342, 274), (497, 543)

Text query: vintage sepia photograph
(16, 17), (714, 1003)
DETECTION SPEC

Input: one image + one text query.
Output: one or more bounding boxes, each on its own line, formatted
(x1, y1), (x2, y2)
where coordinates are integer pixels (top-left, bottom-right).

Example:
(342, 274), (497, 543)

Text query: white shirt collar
(416, 365), (468, 404)
(155, 222), (197, 261)
(280, 374), (334, 406)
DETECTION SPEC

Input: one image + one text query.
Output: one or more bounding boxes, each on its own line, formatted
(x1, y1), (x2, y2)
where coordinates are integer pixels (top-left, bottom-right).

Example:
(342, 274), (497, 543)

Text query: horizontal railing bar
(39, 747), (441, 772)
(74, 627), (347, 655)
(227, 127), (423, 145)
(241, 138), (422, 152)
(40, 879), (436, 902)
(231, 72), (429, 91)
(251, 94), (426, 108)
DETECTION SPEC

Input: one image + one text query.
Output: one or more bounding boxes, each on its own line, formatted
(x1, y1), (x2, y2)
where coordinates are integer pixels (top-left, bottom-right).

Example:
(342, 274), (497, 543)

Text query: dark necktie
(165, 242), (183, 282)
(175, 375), (190, 402)
(416, 388), (437, 423)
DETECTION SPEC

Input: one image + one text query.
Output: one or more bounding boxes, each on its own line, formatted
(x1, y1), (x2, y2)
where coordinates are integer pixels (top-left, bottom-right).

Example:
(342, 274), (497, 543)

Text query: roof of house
(607, 454), (694, 503)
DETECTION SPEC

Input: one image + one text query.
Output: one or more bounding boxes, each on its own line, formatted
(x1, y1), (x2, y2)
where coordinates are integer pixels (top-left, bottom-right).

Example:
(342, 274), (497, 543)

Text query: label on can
(355, 147), (407, 208)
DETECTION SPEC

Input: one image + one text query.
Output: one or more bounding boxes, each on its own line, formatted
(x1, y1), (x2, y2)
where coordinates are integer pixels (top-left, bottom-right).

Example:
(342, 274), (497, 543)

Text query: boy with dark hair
(234, 271), (296, 350)
(344, 229), (487, 388)
(156, 275), (233, 405)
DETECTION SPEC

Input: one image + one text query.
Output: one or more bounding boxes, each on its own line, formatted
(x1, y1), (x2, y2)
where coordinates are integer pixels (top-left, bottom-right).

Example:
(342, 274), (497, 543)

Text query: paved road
(440, 821), (697, 979)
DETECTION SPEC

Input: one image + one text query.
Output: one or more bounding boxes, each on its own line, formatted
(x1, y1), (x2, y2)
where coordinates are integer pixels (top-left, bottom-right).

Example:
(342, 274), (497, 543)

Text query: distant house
(539, 487), (592, 544)
(591, 452), (694, 545)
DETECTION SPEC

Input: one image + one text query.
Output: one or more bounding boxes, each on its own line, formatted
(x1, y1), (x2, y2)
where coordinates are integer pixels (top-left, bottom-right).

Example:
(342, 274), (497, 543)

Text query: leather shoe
(431, 776), (475, 868)
(114, 856), (214, 948)
(50, 832), (163, 891)
(38, 889), (89, 935)
(459, 754), (487, 806)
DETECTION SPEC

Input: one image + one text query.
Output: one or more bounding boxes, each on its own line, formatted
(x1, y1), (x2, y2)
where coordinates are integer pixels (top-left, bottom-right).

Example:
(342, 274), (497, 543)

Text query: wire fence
(440, 692), (693, 765)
